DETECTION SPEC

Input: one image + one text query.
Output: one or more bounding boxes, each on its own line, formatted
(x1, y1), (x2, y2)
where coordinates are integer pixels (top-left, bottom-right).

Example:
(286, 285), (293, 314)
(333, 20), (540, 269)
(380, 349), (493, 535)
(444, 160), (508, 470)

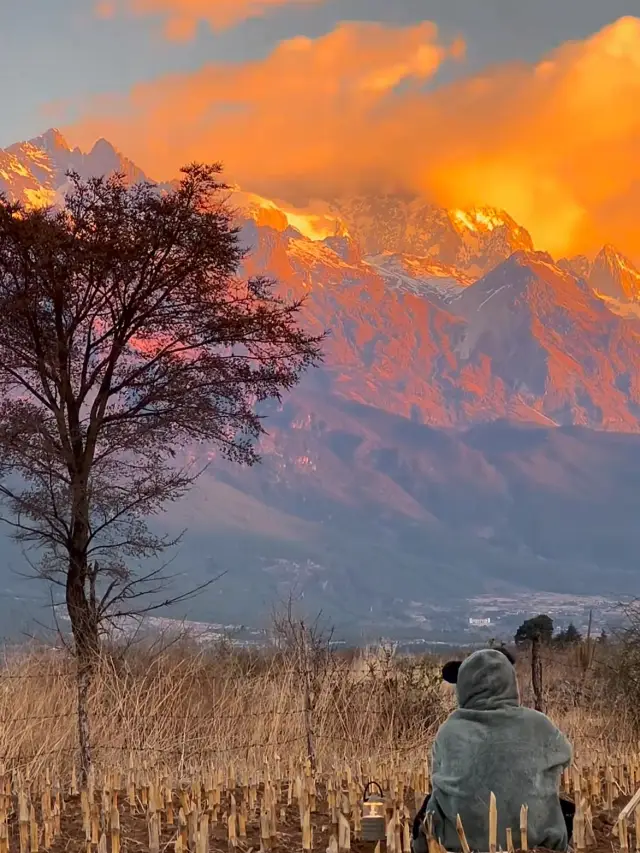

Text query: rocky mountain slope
(2, 130), (640, 626)
(203, 398), (640, 615)
(328, 196), (535, 277)
(238, 206), (640, 431)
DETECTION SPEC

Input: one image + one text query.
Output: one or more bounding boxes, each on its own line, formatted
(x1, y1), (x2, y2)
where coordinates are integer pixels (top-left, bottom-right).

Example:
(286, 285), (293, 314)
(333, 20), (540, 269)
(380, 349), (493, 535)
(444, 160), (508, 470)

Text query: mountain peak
(0, 128), (151, 212)
(512, 248), (555, 265)
(589, 243), (640, 303)
(558, 254), (591, 280)
(330, 196), (534, 277)
(90, 137), (117, 156)
(453, 250), (595, 325)
(599, 243), (624, 263)
(28, 128), (71, 152)
(450, 206), (513, 234)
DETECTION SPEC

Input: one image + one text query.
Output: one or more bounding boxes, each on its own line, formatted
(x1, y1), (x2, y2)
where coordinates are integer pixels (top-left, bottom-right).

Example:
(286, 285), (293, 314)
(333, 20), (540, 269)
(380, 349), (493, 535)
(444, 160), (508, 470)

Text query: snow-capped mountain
(328, 195), (535, 277)
(3, 128), (638, 432)
(0, 128), (149, 209)
(585, 245), (640, 323)
(2, 129), (640, 615)
(559, 245), (640, 319)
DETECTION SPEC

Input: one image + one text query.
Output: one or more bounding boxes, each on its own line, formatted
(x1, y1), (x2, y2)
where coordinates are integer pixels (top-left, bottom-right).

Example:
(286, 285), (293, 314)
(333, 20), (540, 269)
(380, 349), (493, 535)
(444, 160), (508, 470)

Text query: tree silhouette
(555, 622), (582, 646)
(514, 614), (554, 646)
(0, 164), (324, 779)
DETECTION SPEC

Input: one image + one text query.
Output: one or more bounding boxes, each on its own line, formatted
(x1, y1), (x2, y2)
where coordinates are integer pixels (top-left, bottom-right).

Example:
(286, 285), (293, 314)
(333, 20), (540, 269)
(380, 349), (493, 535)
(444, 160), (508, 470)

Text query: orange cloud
(68, 21), (462, 189)
(417, 16), (640, 258)
(67, 16), (640, 259)
(95, 1), (116, 19)
(98, 0), (325, 37)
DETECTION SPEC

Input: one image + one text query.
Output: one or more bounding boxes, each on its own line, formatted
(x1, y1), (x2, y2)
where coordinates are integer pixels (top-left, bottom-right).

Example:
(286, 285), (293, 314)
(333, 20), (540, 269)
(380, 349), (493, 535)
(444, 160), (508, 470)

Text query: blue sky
(1, 0), (638, 148)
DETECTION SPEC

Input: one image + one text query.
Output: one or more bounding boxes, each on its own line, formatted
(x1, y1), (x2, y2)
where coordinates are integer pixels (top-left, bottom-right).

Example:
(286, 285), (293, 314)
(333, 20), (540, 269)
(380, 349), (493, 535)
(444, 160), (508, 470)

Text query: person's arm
(550, 725), (573, 770)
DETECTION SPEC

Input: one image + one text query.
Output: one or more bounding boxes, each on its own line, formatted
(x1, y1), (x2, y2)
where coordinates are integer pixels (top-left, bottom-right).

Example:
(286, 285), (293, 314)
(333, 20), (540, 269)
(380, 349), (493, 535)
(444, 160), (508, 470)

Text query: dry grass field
(0, 634), (636, 852)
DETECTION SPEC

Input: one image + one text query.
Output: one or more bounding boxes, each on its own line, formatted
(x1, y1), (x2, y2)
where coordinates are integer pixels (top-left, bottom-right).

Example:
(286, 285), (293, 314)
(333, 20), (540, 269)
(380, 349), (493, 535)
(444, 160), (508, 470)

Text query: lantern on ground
(362, 781), (386, 842)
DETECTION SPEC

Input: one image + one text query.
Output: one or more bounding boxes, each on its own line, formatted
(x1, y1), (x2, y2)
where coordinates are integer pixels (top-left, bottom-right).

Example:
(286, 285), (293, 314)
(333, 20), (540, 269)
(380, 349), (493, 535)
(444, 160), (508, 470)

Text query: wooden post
(229, 793), (238, 849)
(619, 815), (629, 852)
(18, 788), (29, 853)
(338, 812), (351, 852)
(29, 804), (39, 853)
(531, 636), (545, 713)
(0, 797), (7, 853)
(606, 767), (614, 812)
(506, 827), (514, 853)
(111, 800), (121, 853)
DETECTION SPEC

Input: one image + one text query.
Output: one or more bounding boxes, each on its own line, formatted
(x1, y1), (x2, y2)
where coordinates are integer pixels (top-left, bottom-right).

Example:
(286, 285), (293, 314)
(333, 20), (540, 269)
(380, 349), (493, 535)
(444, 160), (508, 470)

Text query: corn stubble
(0, 642), (632, 850)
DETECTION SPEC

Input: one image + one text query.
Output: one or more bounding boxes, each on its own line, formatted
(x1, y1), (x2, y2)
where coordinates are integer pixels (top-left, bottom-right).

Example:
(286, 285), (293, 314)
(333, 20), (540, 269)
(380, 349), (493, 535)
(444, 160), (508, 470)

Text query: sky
(2, 0), (640, 258)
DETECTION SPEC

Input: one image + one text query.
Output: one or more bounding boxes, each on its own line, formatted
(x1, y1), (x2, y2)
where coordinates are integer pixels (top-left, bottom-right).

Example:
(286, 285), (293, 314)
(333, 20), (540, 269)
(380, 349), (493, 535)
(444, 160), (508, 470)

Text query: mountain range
(1, 129), (640, 636)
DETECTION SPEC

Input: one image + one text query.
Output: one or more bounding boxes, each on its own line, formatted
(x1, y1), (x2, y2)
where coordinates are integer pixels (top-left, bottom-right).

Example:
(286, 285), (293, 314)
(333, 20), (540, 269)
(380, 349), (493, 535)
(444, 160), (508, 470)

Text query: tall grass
(0, 639), (631, 778)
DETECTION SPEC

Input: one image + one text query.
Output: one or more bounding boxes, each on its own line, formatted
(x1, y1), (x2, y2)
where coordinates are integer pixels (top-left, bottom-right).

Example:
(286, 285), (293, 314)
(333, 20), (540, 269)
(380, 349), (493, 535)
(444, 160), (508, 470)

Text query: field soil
(13, 787), (629, 853)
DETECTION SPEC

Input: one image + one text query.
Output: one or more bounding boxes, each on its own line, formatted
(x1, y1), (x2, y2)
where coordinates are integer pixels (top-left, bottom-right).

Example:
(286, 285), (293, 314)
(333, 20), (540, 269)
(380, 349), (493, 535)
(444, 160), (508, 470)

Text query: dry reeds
(0, 639), (632, 778)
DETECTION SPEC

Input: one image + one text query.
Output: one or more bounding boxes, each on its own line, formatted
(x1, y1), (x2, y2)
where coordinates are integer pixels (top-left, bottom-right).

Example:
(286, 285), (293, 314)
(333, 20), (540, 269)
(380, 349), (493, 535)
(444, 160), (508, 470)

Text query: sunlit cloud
(95, 1), (116, 19)
(67, 16), (640, 259)
(96, 0), (326, 37)
(66, 20), (463, 191)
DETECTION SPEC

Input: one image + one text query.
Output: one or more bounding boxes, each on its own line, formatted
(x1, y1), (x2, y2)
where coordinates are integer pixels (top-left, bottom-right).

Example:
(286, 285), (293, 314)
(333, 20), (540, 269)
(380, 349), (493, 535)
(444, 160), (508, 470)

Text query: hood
(456, 648), (520, 711)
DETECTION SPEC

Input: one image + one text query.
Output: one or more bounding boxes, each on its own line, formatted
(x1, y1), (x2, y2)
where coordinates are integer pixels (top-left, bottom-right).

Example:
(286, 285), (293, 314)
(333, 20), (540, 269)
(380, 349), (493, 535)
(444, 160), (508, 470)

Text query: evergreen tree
(515, 614), (554, 646)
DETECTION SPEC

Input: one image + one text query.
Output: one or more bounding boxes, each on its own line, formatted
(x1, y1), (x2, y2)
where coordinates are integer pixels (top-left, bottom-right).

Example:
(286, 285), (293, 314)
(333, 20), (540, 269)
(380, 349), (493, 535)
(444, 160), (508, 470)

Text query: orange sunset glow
(65, 14), (640, 262)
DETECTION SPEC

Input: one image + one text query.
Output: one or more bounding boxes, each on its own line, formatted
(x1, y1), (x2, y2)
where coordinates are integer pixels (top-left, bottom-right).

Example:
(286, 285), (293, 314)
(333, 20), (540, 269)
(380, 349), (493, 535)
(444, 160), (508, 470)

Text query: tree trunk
(298, 632), (316, 771)
(531, 636), (545, 713)
(76, 656), (93, 785)
(66, 546), (99, 786)
(302, 671), (316, 771)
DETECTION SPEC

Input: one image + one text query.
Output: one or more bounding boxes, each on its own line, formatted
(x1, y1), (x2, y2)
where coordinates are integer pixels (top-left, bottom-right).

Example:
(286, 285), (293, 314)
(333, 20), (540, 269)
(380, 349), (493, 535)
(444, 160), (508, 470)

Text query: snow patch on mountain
(0, 128), (150, 209)
(364, 251), (470, 304)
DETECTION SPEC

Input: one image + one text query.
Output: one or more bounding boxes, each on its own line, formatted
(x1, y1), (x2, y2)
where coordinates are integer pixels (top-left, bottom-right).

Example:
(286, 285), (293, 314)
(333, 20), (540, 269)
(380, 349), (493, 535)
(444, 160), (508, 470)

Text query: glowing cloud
(231, 190), (344, 240)
(67, 21), (462, 191)
(67, 16), (640, 259)
(97, 0), (326, 37)
(416, 15), (640, 258)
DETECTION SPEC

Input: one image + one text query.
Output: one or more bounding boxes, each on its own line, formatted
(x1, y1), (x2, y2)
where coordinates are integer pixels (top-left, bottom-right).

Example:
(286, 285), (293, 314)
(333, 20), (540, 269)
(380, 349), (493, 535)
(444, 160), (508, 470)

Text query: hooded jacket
(418, 649), (572, 852)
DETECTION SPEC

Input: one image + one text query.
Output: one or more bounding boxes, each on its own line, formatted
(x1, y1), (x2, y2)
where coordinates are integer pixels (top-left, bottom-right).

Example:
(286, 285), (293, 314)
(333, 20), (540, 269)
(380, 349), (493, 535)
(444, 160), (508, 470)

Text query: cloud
(418, 15), (640, 259)
(67, 16), (640, 259)
(67, 20), (463, 192)
(96, 0), (326, 37)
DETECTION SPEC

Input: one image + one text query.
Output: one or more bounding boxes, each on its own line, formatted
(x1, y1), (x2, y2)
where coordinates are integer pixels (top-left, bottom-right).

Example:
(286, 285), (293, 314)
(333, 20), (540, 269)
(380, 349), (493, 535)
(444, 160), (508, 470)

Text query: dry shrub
(0, 638), (447, 776)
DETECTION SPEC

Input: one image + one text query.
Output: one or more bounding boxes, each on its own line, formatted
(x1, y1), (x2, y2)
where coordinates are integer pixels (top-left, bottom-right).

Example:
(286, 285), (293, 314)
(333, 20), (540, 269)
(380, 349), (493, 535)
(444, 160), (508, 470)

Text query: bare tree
(270, 595), (336, 770)
(0, 164), (323, 780)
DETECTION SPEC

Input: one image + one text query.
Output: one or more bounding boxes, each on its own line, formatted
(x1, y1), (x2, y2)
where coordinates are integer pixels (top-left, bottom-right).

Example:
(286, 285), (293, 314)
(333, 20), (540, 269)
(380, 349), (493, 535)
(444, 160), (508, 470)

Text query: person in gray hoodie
(412, 648), (573, 852)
